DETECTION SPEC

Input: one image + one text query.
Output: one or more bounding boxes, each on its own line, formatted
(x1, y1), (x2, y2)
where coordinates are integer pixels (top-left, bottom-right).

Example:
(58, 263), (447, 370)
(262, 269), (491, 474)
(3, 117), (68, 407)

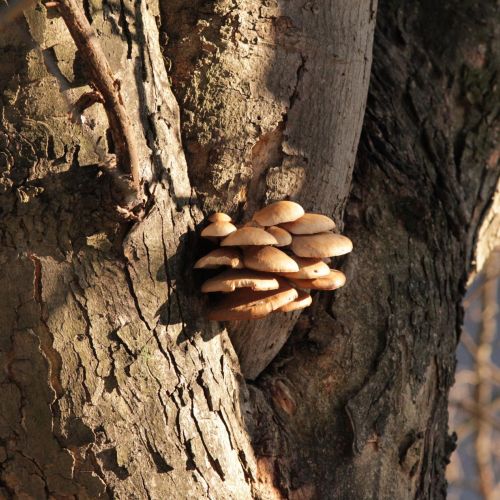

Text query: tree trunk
(0, 1), (498, 500)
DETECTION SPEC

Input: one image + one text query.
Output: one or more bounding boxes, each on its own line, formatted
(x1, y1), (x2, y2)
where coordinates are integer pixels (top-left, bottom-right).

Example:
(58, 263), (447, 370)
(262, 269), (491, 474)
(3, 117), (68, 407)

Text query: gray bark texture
(0, 1), (498, 500)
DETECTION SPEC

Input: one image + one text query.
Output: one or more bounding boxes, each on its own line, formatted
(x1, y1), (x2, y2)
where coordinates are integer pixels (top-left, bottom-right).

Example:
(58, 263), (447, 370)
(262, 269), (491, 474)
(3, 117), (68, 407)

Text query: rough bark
(161, 0), (376, 379)
(0, 2), (498, 500)
(248, 2), (499, 498)
(0, 1), (257, 498)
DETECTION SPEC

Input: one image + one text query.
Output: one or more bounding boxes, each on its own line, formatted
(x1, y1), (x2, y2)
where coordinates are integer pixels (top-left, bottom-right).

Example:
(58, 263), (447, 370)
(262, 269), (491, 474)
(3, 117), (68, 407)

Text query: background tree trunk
(0, 2), (498, 500)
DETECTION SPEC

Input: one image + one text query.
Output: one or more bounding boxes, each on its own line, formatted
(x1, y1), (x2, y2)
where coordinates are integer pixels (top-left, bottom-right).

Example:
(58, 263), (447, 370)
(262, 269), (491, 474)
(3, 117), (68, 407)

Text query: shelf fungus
(195, 202), (353, 321)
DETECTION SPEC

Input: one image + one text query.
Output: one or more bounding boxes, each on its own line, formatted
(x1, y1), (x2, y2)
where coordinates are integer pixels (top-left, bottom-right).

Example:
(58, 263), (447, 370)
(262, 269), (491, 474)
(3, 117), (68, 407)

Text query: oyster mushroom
(196, 203), (352, 320)
(279, 290), (312, 312)
(266, 226), (292, 247)
(201, 269), (280, 293)
(253, 200), (304, 226)
(194, 248), (243, 269)
(243, 246), (300, 273)
(291, 232), (353, 258)
(201, 221), (237, 238)
(208, 212), (232, 222)
(287, 269), (346, 290)
(279, 256), (330, 279)
(221, 227), (278, 246)
(280, 213), (335, 234)
(207, 282), (298, 321)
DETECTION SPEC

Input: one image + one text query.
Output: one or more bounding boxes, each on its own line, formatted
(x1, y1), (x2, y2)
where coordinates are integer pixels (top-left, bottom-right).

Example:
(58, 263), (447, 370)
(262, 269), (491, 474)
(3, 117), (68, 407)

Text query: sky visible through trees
(448, 250), (500, 499)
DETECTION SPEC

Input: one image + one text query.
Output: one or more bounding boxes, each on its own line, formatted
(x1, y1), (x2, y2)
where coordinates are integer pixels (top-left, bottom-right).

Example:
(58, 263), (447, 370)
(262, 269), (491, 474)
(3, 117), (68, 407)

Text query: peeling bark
(0, 0), (498, 499)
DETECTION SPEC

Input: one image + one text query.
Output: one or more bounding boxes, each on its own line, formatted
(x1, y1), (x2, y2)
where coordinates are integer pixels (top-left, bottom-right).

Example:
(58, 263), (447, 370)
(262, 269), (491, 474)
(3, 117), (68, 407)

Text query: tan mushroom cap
(207, 282), (298, 321)
(194, 248), (243, 269)
(221, 227), (278, 246)
(209, 212), (232, 223)
(279, 256), (330, 279)
(243, 246), (300, 273)
(253, 201), (305, 226)
(291, 232), (353, 258)
(266, 226), (292, 247)
(201, 221), (237, 238)
(280, 213), (335, 234)
(287, 269), (346, 290)
(201, 269), (279, 293)
(243, 220), (263, 228)
(279, 290), (312, 312)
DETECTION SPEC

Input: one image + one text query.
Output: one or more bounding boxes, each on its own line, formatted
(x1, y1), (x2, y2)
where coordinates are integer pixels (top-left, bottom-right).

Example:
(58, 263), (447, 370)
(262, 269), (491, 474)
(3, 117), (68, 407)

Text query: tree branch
(57, 0), (140, 195)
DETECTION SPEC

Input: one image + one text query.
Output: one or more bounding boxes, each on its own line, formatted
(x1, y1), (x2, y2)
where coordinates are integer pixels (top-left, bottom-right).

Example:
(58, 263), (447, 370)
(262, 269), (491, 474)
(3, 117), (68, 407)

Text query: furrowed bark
(254, 1), (499, 497)
(0, 0), (257, 497)
(164, 0), (498, 497)
(0, 0), (498, 499)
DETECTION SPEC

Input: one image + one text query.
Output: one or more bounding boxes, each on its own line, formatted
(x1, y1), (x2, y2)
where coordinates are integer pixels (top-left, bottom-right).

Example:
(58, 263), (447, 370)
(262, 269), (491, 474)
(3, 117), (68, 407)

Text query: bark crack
(71, 342), (93, 402)
(27, 253), (64, 401)
(118, 0), (133, 60)
(69, 284), (100, 373)
(189, 390), (226, 481)
(123, 263), (153, 331)
(288, 55), (307, 112)
(142, 232), (155, 284)
(15, 449), (51, 498)
(159, 212), (174, 328)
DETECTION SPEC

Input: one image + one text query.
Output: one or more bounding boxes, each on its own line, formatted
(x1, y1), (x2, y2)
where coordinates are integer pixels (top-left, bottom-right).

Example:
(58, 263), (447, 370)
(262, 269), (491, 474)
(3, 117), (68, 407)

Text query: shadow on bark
(0, 0), (498, 497)
(160, 0), (377, 495)
(162, 0), (499, 497)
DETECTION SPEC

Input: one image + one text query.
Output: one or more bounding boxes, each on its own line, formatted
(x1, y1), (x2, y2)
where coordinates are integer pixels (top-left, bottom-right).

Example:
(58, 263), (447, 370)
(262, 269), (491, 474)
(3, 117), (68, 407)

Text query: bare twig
(57, 0), (140, 194)
(474, 251), (499, 500)
(460, 329), (477, 357)
(453, 369), (477, 386)
(448, 251), (500, 497)
(454, 419), (474, 440)
(463, 273), (500, 308)
(449, 399), (500, 432)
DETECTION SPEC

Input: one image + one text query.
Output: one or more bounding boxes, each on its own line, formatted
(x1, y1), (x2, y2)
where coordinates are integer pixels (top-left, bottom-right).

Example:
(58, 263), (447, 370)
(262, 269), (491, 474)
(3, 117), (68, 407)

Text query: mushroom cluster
(194, 201), (352, 321)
